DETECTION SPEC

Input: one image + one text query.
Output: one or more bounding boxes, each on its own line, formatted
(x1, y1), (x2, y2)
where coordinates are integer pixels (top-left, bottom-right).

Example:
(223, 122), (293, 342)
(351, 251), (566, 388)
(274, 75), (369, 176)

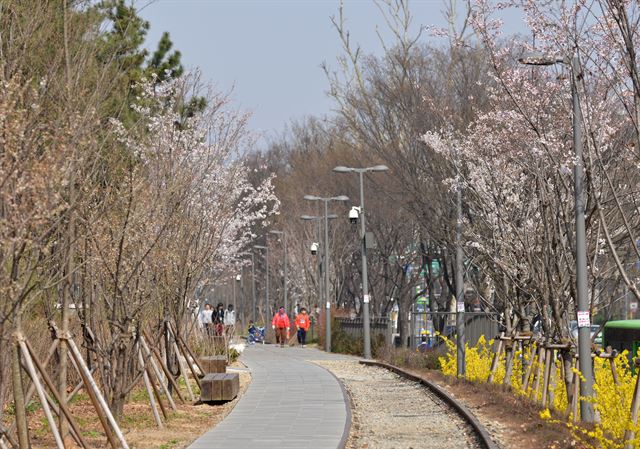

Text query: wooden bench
(200, 373), (239, 402)
(199, 355), (227, 374)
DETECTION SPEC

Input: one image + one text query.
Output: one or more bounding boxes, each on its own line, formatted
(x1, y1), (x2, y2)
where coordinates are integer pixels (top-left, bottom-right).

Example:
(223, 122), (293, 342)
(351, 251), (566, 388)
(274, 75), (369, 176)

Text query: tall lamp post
(303, 195), (349, 352)
(250, 251), (257, 323)
(333, 165), (388, 360)
(518, 51), (595, 423)
(254, 245), (269, 324)
(269, 230), (288, 315)
(301, 214), (338, 330)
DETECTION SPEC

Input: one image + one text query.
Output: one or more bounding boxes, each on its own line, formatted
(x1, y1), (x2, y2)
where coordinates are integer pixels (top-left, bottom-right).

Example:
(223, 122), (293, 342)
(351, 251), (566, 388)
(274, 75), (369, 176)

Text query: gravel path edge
(311, 362), (353, 449)
(360, 360), (500, 449)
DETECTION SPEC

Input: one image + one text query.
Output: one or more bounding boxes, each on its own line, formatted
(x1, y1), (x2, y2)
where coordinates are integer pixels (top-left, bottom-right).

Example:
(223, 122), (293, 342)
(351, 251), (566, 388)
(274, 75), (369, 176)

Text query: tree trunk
(11, 335), (29, 448)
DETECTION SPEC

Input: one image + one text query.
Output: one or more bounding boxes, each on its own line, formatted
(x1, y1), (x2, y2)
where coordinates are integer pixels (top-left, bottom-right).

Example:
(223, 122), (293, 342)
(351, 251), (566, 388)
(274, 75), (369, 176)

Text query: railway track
(315, 359), (499, 449)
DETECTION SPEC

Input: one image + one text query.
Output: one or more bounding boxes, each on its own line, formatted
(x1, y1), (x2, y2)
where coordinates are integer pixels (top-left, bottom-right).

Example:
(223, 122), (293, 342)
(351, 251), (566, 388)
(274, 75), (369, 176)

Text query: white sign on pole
(326, 301), (331, 309)
(363, 294), (370, 304)
(456, 302), (465, 312)
(577, 310), (590, 328)
(630, 302), (638, 311)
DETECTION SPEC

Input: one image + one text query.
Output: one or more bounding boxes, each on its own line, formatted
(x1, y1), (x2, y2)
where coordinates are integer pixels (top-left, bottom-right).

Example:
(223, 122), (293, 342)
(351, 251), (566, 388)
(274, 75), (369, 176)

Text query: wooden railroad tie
(200, 373), (239, 402)
(200, 355), (227, 374)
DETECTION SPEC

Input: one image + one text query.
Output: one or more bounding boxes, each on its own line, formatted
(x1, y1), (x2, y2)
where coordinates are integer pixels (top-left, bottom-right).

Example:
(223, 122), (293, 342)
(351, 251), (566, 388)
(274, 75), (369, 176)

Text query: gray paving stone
(187, 345), (358, 449)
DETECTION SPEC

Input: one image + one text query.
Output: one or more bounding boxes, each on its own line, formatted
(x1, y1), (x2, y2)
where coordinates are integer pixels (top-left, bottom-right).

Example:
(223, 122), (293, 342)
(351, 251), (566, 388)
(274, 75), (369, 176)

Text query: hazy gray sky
(139, 0), (524, 148)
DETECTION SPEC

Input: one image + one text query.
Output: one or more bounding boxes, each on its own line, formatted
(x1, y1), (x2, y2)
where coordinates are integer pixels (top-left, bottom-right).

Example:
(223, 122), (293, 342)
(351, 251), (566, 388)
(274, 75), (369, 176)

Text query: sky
(138, 0), (525, 149)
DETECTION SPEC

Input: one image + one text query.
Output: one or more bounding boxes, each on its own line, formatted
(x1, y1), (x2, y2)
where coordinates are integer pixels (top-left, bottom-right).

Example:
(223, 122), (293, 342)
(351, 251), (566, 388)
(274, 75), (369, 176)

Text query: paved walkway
(188, 345), (356, 449)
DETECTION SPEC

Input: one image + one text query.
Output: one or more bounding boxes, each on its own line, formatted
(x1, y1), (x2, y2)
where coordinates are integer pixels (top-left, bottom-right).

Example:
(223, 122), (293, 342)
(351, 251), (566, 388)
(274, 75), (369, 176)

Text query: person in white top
(223, 304), (236, 335)
(199, 303), (214, 335)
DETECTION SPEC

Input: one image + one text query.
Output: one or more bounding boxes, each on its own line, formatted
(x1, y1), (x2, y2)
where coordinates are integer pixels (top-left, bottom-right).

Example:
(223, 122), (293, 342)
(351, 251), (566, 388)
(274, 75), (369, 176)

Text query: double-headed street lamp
(333, 165), (388, 360)
(303, 195), (349, 352)
(253, 244), (269, 324)
(269, 230), (288, 316)
(518, 51), (595, 423)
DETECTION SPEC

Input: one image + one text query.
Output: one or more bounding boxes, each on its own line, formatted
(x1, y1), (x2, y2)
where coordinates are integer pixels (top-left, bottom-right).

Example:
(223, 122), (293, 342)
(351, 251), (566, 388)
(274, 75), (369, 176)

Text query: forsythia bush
(438, 336), (640, 448)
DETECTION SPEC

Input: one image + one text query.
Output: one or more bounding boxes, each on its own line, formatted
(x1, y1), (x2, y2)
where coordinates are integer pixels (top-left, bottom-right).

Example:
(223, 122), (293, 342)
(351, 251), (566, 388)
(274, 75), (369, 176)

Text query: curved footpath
(188, 345), (356, 449)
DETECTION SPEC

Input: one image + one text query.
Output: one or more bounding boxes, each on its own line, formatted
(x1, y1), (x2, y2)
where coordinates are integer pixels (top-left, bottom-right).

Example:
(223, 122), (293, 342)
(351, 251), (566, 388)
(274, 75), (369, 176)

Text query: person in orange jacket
(271, 306), (290, 347)
(294, 307), (311, 347)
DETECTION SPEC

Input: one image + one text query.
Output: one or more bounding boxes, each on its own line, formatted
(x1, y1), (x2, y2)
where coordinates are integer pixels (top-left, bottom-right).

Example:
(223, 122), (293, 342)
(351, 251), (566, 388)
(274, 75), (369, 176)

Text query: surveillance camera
(349, 206), (359, 224)
(310, 242), (318, 255)
(235, 274), (241, 282)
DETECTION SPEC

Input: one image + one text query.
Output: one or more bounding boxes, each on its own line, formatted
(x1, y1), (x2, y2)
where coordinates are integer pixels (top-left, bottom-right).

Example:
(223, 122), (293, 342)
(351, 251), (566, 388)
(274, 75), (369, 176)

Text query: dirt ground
(2, 364), (251, 449)
(406, 368), (588, 449)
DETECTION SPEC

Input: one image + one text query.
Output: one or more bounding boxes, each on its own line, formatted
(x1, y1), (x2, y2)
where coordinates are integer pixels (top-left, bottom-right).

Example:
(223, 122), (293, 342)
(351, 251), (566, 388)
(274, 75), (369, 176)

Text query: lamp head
(517, 51), (564, 66)
(334, 195), (349, 201)
(371, 164), (389, 172)
(304, 195), (318, 201)
(333, 166), (352, 173)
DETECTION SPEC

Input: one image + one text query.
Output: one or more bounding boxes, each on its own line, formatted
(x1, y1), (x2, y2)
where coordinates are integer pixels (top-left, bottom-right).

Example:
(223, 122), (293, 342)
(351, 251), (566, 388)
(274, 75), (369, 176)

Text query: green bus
(603, 320), (640, 360)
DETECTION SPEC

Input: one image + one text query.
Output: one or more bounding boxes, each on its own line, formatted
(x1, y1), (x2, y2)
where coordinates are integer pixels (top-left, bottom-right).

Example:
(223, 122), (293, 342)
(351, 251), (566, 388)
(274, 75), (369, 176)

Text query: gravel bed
(315, 360), (483, 449)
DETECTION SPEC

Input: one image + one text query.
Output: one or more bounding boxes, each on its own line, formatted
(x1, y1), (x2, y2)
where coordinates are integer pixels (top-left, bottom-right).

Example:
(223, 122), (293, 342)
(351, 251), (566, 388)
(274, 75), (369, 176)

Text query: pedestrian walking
(271, 306), (290, 348)
(294, 307), (310, 347)
(199, 303), (214, 335)
(224, 304), (236, 335)
(214, 302), (225, 336)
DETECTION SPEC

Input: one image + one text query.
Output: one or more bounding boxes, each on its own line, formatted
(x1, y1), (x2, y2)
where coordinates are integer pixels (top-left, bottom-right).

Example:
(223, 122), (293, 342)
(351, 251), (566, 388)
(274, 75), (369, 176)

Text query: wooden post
(173, 340), (195, 401)
(548, 354), (557, 409)
(609, 358), (619, 386)
(625, 358), (640, 448)
(503, 339), (515, 387)
(488, 334), (504, 384)
(66, 337), (130, 449)
(569, 358), (579, 421)
(531, 345), (545, 401)
(171, 331), (202, 390)
(137, 346), (163, 428)
(141, 334), (184, 405)
(17, 337), (65, 449)
(11, 336), (29, 449)
(170, 322), (205, 376)
(541, 348), (552, 407)
(522, 343), (537, 392)
(23, 339), (90, 449)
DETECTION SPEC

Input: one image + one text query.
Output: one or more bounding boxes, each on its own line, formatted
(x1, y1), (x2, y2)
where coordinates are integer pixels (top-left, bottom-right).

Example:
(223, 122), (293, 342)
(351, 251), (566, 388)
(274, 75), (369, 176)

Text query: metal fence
(335, 317), (394, 346)
(411, 311), (499, 349)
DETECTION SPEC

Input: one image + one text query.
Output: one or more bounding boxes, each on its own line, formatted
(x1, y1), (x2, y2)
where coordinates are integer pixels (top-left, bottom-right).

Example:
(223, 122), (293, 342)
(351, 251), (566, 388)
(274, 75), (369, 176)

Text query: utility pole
(455, 178), (466, 377)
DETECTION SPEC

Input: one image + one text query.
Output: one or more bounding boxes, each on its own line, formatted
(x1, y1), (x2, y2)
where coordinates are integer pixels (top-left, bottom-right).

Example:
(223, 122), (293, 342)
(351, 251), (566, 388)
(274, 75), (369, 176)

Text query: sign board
(363, 294), (370, 304)
(631, 302), (638, 311)
(456, 301), (465, 312)
(577, 310), (590, 328)
(326, 301), (331, 309)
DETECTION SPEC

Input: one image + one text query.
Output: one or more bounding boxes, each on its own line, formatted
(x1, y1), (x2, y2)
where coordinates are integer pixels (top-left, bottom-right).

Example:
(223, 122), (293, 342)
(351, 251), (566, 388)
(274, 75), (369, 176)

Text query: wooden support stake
(173, 340), (195, 401)
(141, 334), (184, 405)
(17, 338), (65, 449)
(531, 345), (545, 401)
(522, 344), (537, 392)
(541, 348), (552, 408)
(503, 342), (515, 387)
(548, 355), (557, 409)
(488, 334), (504, 384)
(67, 369), (94, 403)
(23, 339), (90, 449)
(170, 322), (205, 376)
(137, 346), (163, 427)
(609, 358), (619, 386)
(172, 332), (202, 390)
(625, 359), (640, 448)
(66, 337), (130, 449)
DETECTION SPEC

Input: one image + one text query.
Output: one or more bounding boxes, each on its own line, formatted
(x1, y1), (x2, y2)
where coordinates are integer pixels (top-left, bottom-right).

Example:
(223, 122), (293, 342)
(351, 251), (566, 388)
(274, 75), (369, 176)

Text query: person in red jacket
(294, 308), (311, 347)
(271, 307), (290, 347)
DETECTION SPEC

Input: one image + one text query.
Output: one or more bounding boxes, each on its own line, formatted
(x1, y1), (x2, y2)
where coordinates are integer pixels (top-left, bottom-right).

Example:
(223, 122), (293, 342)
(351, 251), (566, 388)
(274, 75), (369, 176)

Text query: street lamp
(301, 214), (338, 321)
(518, 51), (595, 423)
(303, 195), (349, 353)
(253, 245), (269, 324)
(269, 230), (288, 316)
(333, 165), (388, 360)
